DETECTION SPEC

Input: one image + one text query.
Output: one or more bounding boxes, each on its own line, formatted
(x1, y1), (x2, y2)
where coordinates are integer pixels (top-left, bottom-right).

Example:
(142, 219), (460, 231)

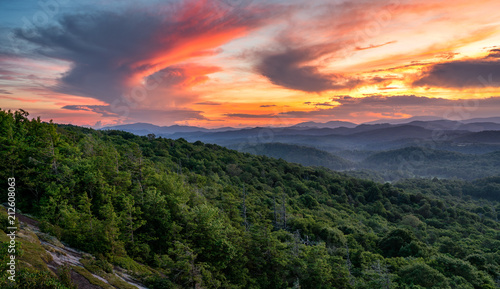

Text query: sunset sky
(1, 0), (500, 128)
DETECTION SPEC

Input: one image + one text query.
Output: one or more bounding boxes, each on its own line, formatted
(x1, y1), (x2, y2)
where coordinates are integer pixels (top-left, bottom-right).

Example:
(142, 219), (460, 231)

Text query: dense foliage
(232, 143), (354, 171)
(1, 109), (500, 288)
(229, 143), (500, 182)
(361, 147), (500, 181)
(395, 177), (500, 203)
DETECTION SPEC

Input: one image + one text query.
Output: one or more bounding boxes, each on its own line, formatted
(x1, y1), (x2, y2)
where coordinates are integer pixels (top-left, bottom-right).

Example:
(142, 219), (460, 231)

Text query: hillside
(363, 147), (466, 165)
(1, 109), (500, 289)
(395, 176), (500, 202)
(231, 142), (354, 171)
(231, 143), (500, 181)
(361, 147), (500, 180)
(456, 131), (500, 144)
(0, 206), (151, 289)
(109, 119), (500, 156)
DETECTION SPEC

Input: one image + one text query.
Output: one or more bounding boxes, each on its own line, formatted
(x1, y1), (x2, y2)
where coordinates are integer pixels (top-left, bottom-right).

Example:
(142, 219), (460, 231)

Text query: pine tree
(119, 194), (145, 244)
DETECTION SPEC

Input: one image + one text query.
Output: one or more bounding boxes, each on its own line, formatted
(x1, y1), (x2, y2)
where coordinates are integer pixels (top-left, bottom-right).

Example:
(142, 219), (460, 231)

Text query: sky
(1, 0), (500, 128)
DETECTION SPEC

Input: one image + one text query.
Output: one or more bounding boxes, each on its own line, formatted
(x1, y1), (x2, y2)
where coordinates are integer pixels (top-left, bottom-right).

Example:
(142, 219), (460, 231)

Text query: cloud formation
(196, 101), (222, 105)
(254, 44), (391, 93)
(63, 104), (206, 122)
(487, 48), (500, 58)
(15, 0), (272, 107)
(225, 113), (275, 118)
(280, 95), (500, 121)
(413, 51), (500, 88)
(356, 41), (397, 51)
(252, 0), (403, 93)
(255, 43), (366, 92)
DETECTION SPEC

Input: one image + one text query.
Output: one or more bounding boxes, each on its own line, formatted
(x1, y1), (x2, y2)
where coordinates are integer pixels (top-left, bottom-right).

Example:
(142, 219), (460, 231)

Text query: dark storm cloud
(487, 49), (500, 58)
(62, 104), (206, 121)
(254, 42), (393, 93)
(280, 95), (478, 119)
(62, 105), (118, 117)
(334, 94), (454, 106)
(255, 46), (364, 93)
(413, 51), (500, 88)
(13, 1), (272, 103)
(251, 0), (403, 93)
(15, 11), (164, 101)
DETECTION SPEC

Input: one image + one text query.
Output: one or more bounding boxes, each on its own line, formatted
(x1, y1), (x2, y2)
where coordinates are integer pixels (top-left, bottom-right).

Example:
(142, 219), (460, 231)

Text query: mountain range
(101, 116), (500, 137)
(101, 116), (500, 181)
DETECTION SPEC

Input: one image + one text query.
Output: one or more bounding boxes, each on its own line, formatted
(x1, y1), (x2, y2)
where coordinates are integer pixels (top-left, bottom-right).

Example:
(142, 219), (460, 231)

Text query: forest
(1, 109), (499, 289)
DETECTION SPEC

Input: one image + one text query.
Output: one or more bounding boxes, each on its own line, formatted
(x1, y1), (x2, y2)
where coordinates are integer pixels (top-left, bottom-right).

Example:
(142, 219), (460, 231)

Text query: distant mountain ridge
(292, 120), (357, 129)
(232, 142), (354, 171)
(77, 113), (500, 181)
(360, 146), (500, 180)
(101, 117), (500, 156)
(461, 117), (500, 124)
(101, 122), (237, 135)
(364, 115), (445, 124)
(364, 115), (500, 125)
(102, 116), (500, 136)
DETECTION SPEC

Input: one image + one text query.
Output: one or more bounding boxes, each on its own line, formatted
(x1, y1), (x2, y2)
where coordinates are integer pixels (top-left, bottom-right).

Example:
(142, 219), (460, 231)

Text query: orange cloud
(15, 0), (275, 108)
